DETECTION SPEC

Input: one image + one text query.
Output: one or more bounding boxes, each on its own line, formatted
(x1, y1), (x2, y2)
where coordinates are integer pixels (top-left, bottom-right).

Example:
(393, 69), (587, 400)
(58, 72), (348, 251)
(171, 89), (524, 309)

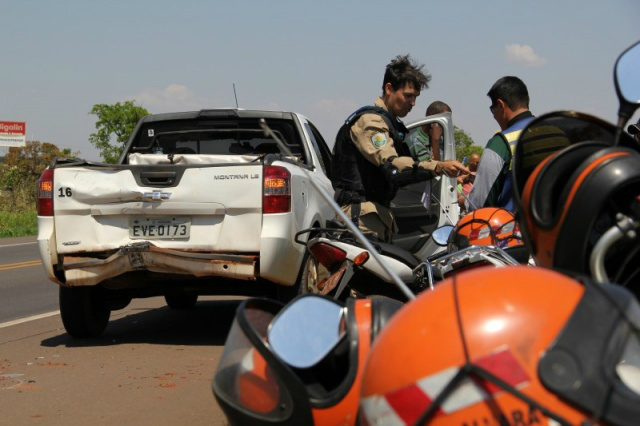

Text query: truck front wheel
(59, 286), (111, 338)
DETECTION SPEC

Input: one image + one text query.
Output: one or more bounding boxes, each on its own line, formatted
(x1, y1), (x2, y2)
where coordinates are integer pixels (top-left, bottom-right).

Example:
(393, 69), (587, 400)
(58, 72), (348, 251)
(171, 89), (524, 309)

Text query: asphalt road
(0, 236), (239, 426)
(0, 236), (59, 324)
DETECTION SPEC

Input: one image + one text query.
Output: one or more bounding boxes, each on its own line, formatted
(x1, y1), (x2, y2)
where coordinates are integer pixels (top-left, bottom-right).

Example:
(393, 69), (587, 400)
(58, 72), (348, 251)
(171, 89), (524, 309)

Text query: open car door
(389, 112), (461, 256)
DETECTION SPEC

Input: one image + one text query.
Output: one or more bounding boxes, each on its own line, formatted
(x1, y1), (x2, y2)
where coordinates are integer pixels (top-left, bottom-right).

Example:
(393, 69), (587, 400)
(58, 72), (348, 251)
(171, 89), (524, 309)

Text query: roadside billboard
(0, 121), (26, 147)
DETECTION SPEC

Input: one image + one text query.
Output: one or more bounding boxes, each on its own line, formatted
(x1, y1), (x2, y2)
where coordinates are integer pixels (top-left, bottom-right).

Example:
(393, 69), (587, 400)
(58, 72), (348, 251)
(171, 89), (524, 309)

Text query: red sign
(0, 121), (27, 147)
(0, 121), (26, 135)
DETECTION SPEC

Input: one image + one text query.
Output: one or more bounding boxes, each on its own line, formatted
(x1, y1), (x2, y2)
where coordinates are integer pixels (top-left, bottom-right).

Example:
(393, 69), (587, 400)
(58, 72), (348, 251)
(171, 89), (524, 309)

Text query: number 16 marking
(58, 187), (73, 197)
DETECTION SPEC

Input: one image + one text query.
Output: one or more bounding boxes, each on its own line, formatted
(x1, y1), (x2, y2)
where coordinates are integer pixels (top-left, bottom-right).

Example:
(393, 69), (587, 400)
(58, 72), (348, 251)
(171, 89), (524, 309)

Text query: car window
(130, 118), (303, 157)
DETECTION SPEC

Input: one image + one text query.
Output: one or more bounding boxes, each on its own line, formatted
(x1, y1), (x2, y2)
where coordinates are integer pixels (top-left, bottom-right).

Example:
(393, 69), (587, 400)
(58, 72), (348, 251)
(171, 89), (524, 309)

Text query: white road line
(0, 241), (37, 248)
(0, 310), (60, 329)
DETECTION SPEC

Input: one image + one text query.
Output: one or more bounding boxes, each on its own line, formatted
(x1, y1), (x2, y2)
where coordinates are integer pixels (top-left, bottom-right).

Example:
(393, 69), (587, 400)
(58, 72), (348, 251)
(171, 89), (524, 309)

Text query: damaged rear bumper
(61, 242), (258, 286)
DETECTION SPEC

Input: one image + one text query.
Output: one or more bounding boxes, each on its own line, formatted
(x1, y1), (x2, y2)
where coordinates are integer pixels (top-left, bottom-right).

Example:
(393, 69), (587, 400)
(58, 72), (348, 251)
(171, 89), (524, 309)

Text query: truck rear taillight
(310, 243), (347, 270)
(263, 166), (291, 214)
(37, 168), (54, 216)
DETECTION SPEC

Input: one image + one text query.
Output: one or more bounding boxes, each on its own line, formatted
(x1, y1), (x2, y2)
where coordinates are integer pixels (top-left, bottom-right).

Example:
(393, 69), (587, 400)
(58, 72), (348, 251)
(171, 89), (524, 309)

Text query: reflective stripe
(496, 116), (535, 209)
(475, 348), (531, 392)
(360, 349), (530, 424)
(360, 395), (407, 426)
(501, 116), (535, 171)
(418, 366), (490, 413)
(386, 383), (435, 424)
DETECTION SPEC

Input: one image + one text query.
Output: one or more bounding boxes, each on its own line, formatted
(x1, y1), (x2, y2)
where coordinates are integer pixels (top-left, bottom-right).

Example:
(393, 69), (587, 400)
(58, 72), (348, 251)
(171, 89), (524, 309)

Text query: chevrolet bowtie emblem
(143, 191), (171, 201)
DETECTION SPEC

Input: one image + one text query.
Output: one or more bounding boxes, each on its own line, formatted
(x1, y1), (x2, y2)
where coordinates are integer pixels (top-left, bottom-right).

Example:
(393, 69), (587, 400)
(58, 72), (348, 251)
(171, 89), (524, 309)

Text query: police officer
(332, 55), (468, 242)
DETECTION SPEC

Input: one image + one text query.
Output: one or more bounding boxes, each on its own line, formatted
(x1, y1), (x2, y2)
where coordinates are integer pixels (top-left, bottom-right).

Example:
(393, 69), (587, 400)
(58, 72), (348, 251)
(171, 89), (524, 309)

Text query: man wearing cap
(331, 55), (468, 242)
(628, 118), (640, 143)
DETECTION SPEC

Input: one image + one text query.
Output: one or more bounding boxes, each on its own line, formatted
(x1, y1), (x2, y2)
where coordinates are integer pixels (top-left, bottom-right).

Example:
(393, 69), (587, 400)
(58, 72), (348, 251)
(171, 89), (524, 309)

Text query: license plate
(129, 217), (191, 239)
(318, 265), (347, 295)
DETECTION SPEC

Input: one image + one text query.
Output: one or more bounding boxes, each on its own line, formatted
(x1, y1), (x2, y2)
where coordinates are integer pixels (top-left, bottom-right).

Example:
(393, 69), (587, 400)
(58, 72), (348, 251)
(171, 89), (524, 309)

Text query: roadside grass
(0, 209), (38, 238)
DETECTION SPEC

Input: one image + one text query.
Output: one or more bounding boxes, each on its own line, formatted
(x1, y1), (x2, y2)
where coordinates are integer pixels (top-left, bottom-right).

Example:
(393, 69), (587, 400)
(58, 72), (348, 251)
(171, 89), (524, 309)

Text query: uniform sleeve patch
(371, 132), (388, 148)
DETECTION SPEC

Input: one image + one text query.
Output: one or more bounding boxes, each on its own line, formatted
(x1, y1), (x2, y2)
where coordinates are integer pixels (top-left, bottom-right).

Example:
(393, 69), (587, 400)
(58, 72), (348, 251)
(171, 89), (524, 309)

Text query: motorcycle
(294, 206), (526, 302)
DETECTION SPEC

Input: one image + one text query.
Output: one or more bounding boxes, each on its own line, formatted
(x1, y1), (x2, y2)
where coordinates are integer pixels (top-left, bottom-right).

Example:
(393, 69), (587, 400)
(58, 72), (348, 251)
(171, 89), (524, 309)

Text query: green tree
(0, 141), (76, 211)
(454, 126), (483, 162)
(89, 100), (149, 163)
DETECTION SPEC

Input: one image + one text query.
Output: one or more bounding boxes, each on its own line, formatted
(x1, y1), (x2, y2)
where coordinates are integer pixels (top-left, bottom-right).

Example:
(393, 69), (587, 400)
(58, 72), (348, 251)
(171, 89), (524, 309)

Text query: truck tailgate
(52, 164), (263, 254)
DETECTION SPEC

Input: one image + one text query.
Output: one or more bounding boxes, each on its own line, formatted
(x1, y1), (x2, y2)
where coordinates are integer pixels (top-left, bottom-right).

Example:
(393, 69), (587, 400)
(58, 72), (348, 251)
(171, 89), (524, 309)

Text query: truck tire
(164, 293), (198, 309)
(59, 286), (110, 338)
(298, 252), (331, 295)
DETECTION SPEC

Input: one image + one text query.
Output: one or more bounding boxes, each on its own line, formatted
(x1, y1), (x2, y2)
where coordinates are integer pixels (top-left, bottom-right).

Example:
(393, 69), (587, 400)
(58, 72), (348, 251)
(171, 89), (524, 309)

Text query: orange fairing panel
(524, 151), (629, 267)
(311, 299), (372, 426)
(360, 267), (587, 426)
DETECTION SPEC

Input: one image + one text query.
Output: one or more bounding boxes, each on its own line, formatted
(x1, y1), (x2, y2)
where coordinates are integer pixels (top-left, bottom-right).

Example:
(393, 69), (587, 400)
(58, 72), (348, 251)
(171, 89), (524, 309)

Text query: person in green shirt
(405, 100), (451, 161)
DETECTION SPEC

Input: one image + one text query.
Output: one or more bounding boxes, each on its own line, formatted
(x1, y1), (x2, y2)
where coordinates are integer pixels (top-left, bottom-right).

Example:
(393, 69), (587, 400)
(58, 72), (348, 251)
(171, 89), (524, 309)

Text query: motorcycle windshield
(213, 304), (294, 422)
(513, 112), (612, 205)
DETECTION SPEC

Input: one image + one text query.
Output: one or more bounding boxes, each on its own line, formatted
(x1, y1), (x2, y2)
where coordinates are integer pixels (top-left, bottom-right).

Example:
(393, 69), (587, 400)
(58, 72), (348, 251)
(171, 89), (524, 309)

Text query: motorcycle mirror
(432, 225), (454, 246)
(614, 40), (640, 128)
(267, 295), (345, 369)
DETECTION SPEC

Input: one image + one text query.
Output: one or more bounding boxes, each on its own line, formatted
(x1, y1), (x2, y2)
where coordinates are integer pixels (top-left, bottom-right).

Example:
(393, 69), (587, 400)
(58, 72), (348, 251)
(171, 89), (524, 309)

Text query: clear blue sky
(1, 0), (639, 160)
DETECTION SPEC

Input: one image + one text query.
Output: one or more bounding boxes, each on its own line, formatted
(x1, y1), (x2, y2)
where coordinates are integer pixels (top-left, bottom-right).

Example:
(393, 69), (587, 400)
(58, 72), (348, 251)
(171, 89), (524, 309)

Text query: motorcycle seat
(371, 241), (422, 269)
(325, 219), (422, 268)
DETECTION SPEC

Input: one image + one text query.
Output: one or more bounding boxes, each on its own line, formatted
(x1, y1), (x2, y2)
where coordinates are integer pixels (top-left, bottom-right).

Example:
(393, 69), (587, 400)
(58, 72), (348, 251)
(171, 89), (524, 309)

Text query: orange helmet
(448, 207), (522, 252)
(213, 295), (402, 426)
(511, 111), (640, 284)
(359, 267), (640, 426)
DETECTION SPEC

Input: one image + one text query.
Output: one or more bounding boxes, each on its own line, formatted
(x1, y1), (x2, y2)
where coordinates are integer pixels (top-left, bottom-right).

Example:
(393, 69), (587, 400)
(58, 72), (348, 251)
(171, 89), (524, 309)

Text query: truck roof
(139, 109), (296, 123)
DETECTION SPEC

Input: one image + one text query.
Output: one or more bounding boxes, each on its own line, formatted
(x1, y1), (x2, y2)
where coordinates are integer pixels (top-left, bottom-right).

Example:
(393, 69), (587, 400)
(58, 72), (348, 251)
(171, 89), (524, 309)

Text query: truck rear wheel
(299, 253), (330, 295)
(59, 286), (110, 338)
(164, 293), (198, 309)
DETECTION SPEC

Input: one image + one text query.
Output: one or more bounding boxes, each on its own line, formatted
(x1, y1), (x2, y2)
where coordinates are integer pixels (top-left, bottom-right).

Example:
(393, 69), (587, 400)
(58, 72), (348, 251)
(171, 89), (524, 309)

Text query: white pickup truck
(36, 109), (335, 337)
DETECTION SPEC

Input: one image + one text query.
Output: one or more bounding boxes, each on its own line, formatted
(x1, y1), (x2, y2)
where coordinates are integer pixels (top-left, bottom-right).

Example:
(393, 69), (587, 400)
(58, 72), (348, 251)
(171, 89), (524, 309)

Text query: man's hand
(458, 194), (467, 209)
(437, 160), (469, 177)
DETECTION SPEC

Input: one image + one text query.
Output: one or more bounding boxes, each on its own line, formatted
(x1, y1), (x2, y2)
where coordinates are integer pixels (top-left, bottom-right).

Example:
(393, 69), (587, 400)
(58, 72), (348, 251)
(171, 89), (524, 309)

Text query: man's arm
(465, 149), (504, 211)
(350, 113), (466, 176)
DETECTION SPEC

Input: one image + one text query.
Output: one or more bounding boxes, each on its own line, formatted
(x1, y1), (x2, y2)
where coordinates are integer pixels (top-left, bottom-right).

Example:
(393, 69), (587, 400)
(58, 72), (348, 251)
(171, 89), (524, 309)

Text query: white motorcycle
(295, 218), (523, 302)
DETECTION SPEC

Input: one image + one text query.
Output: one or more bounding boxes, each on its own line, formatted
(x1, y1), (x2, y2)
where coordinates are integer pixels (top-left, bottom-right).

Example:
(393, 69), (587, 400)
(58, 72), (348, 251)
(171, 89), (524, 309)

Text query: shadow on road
(41, 299), (244, 348)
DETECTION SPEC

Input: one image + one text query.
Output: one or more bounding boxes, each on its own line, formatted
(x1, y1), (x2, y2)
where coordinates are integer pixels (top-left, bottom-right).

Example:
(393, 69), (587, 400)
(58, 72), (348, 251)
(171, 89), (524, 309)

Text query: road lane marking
(0, 260), (42, 271)
(0, 310), (60, 329)
(0, 241), (37, 248)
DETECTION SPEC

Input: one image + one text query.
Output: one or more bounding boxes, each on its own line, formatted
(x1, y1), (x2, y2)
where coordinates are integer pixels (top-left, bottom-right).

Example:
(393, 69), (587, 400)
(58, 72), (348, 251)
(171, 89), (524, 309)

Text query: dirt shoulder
(0, 296), (240, 426)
